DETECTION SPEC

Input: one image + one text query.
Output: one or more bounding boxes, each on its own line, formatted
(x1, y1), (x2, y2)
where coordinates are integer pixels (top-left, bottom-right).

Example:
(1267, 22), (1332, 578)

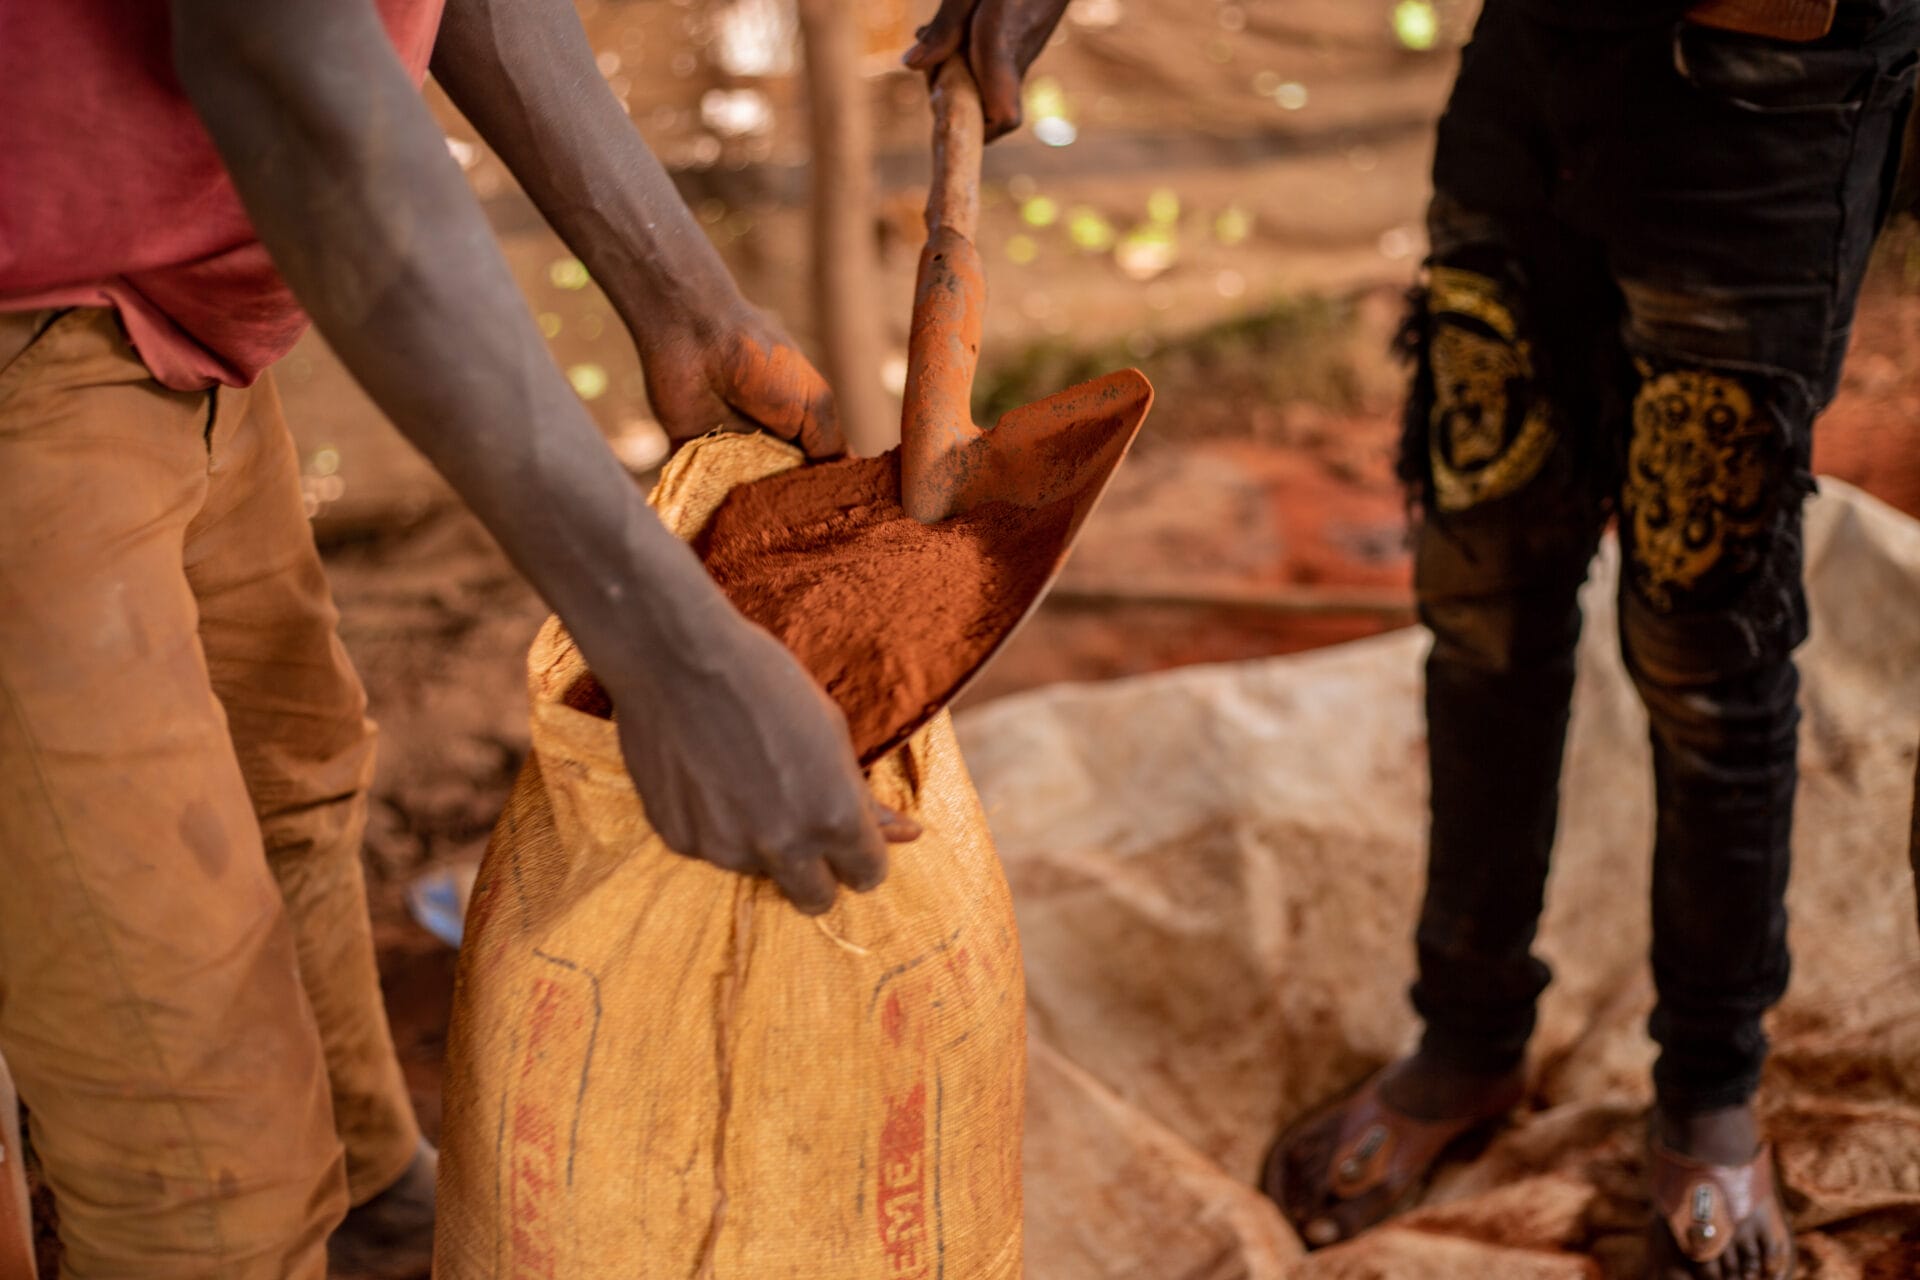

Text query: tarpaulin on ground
(958, 478), (1920, 1279)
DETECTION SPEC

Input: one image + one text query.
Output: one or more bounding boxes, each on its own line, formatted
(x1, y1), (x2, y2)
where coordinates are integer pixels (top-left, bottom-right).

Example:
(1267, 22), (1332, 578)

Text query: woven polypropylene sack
(435, 433), (1025, 1279)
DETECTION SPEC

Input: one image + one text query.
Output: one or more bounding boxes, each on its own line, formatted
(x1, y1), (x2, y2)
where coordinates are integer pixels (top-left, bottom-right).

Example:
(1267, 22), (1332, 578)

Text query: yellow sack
(435, 433), (1025, 1279)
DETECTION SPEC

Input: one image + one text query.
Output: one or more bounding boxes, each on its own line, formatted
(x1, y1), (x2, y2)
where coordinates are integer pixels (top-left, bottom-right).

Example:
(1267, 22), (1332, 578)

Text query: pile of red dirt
(697, 449), (1075, 761)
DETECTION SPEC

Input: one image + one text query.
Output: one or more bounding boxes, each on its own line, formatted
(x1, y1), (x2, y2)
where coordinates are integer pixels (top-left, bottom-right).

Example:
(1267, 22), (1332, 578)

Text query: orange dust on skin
(722, 331), (836, 448)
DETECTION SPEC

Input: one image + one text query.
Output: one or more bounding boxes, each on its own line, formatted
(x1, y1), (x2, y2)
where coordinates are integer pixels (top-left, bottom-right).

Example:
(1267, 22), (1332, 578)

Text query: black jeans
(1403, 0), (1918, 1113)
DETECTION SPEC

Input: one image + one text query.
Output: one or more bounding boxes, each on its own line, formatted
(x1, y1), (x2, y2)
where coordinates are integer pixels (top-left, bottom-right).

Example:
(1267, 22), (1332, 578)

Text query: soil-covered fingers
(716, 400), (841, 464)
(721, 328), (843, 460)
(727, 373), (841, 461)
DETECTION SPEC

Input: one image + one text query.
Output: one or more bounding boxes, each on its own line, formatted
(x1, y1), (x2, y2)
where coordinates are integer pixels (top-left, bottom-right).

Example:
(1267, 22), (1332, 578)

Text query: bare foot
(1647, 1104), (1792, 1280)
(1265, 1050), (1524, 1248)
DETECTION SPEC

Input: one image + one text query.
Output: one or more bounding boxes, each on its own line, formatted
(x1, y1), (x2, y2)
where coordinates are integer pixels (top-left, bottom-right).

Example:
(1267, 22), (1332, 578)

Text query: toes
(1272, 1117), (1338, 1215)
(1328, 1192), (1399, 1246)
(1298, 1191), (1387, 1250)
(1266, 1114), (1385, 1250)
(1763, 1233), (1790, 1280)
(1654, 1253), (1694, 1280)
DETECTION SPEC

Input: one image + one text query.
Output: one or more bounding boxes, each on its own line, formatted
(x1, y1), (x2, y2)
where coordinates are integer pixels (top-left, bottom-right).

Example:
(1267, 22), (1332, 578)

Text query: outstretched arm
(171, 0), (907, 912)
(430, 0), (842, 457)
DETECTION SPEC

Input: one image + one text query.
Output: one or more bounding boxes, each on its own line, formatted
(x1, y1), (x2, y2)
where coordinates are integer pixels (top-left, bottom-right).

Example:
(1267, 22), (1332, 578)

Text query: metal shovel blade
(858, 365), (1154, 762)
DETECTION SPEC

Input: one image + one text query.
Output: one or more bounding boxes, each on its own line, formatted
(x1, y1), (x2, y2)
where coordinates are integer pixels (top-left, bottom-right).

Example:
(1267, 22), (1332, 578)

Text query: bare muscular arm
(169, 0), (903, 911)
(429, 0), (841, 457)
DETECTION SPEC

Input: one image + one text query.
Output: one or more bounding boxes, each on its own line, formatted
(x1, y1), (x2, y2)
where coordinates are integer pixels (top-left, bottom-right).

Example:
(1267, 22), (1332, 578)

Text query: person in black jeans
(1262, 3), (1918, 1278)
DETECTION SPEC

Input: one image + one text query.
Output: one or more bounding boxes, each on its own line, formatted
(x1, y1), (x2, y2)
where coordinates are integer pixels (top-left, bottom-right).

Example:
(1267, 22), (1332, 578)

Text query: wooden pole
(796, 0), (894, 456)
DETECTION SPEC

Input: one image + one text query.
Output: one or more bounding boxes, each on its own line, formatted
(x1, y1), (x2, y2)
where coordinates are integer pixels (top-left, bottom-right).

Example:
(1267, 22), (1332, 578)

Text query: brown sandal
(1648, 1140), (1795, 1278)
(1260, 1069), (1523, 1249)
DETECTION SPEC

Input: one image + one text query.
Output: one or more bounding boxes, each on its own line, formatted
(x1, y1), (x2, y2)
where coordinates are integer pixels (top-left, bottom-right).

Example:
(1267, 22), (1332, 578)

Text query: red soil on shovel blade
(698, 450), (1075, 761)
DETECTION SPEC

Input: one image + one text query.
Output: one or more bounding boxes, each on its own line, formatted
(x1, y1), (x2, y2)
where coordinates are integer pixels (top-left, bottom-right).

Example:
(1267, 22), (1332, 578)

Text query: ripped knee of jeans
(1397, 261), (1559, 518)
(1618, 357), (1816, 679)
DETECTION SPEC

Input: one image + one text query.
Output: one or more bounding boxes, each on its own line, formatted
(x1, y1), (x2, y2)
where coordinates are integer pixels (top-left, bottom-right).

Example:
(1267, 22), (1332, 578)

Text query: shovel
(696, 58), (1153, 765)
(899, 59), (1154, 525)
(840, 57), (1154, 757)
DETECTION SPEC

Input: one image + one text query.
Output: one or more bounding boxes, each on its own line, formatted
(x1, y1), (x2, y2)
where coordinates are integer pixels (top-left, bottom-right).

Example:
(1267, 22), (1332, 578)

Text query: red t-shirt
(0, 2), (446, 390)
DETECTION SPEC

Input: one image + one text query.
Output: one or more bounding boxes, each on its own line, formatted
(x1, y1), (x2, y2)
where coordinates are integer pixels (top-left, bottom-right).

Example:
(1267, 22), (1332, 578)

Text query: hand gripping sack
(435, 433), (1025, 1279)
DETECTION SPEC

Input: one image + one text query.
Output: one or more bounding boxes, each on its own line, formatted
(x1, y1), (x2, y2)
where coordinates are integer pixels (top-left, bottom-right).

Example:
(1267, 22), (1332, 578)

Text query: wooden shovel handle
(925, 58), (984, 241)
(901, 58), (989, 523)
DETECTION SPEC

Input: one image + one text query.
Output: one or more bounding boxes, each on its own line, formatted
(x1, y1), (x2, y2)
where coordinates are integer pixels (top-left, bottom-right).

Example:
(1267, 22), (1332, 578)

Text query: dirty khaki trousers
(0, 308), (420, 1277)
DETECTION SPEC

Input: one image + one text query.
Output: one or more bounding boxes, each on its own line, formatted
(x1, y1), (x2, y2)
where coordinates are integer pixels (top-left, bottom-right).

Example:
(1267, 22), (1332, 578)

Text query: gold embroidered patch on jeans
(1425, 267), (1555, 511)
(1624, 366), (1776, 609)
